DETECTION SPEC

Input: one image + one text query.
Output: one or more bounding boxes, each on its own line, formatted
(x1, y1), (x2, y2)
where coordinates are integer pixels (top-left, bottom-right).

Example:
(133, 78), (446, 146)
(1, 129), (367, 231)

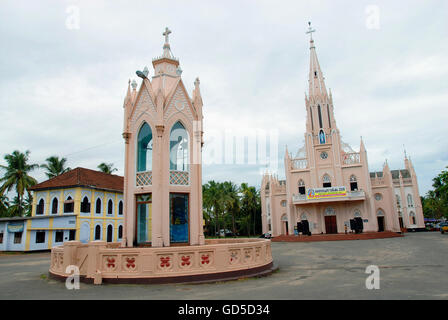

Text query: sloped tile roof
(29, 167), (123, 192)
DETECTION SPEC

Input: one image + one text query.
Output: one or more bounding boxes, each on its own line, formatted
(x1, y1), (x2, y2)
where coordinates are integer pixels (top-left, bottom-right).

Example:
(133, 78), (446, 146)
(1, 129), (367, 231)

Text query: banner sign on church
(307, 186), (347, 200)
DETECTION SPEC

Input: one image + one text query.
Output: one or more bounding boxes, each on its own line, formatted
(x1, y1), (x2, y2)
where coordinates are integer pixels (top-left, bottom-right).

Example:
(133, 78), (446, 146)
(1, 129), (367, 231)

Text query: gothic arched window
(407, 194), (414, 207)
(36, 199), (44, 215)
(310, 106), (314, 131)
(118, 201), (123, 215)
(64, 196), (74, 213)
(350, 175), (358, 191)
(94, 225), (101, 240)
(51, 198), (58, 214)
(107, 199), (113, 215)
(298, 179), (306, 195)
(137, 122), (153, 172)
(327, 104), (331, 128)
(80, 196), (90, 213)
(169, 121), (189, 171)
(409, 211), (416, 224)
(118, 225), (123, 239)
(96, 198), (102, 214)
(323, 174), (331, 188)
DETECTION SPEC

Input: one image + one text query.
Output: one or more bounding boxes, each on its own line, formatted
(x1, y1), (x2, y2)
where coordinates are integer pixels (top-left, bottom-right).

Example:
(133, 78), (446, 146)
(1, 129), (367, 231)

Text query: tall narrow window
(298, 180), (306, 195)
(94, 225), (101, 240)
(96, 198), (102, 214)
(118, 201), (123, 215)
(36, 199), (44, 215)
(309, 106), (314, 131)
(106, 225), (113, 242)
(318, 105), (323, 128)
(170, 121), (189, 171)
(51, 198), (58, 214)
(107, 199), (113, 215)
(118, 225), (123, 239)
(137, 122), (153, 172)
(350, 175), (358, 191)
(407, 194), (414, 207)
(327, 104), (331, 128)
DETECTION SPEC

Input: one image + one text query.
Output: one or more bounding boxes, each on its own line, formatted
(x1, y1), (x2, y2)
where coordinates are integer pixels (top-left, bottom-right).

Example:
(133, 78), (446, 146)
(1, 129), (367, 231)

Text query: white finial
(131, 80), (137, 90)
(163, 27), (171, 44)
(306, 21), (316, 40)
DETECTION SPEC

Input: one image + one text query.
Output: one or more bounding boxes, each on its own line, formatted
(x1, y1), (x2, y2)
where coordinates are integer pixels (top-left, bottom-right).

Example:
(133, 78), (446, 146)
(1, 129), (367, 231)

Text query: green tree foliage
(202, 181), (262, 237)
(0, 150), (38, 217)
(40, 156), (70, 179)
(97, 163), (118, 174)
(422, 166), (448, 219)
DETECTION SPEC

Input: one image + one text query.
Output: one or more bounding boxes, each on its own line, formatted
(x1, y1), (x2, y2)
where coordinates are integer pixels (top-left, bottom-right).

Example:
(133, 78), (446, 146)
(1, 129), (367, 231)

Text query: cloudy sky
(0, 0), (447, 196)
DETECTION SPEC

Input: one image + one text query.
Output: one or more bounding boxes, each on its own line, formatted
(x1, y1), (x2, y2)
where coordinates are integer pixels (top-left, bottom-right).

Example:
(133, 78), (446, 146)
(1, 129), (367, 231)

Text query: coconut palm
(97, 163), (118, 174)
(40, 156), (71, 179)
(0, 150), (38, 216)
(0, 194), (9, 217)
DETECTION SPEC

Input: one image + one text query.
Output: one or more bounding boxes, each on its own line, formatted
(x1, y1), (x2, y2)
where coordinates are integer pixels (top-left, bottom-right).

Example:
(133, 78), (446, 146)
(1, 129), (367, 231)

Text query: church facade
(261, 29), (425, 236)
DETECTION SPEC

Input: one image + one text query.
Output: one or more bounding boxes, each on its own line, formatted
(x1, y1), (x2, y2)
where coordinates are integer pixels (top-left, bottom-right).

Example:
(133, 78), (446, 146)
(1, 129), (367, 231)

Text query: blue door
(170, 193), (189, 243)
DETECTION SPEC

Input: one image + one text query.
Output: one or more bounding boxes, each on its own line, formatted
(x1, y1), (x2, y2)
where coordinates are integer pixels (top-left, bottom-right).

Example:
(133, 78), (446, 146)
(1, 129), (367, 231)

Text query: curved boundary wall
(49, 238), (273, 284)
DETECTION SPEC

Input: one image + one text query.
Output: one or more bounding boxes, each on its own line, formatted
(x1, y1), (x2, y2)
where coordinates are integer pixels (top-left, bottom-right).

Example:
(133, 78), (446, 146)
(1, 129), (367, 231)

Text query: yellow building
(23, 167), (125, 250)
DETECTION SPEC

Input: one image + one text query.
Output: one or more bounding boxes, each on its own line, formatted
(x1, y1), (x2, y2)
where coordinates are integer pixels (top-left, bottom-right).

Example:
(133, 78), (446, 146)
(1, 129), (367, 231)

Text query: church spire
(307, 22), (328, 99)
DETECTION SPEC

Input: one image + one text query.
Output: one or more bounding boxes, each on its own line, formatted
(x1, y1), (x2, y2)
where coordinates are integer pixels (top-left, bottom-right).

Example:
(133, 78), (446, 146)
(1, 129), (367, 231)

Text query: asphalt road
(0, 232), (447, 299)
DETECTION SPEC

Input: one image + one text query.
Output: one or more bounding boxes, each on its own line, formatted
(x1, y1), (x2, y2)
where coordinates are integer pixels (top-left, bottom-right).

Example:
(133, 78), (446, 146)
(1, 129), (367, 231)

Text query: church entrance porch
(324, 216), (337, 234)
(377, 216), (385, 232)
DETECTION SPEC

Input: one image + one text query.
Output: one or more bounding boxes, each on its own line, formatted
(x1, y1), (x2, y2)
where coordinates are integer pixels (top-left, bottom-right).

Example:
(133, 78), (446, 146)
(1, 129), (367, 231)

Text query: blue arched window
(169, 121), (189, 171)
(137, 122), (153, 172)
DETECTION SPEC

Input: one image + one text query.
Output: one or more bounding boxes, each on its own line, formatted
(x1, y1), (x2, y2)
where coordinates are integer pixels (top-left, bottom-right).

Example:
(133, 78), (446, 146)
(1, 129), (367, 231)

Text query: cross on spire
(306, 21), (315, 40)
(163, 27), (171, 44)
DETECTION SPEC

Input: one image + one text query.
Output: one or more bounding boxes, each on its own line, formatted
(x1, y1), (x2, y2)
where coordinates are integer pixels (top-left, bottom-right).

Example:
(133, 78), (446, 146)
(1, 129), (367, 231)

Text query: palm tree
(0, 194), (9, 217)
(40, 156), (70, 179)
(221, 181), (240, 236)
(97, 163), (118, 174)
(0, 150), (38, 216)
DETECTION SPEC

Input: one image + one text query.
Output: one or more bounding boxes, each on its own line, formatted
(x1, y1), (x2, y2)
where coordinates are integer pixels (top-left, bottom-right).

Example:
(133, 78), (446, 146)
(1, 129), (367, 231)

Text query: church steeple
(307, 22), (328, 99)
(304, 23), (338, 145)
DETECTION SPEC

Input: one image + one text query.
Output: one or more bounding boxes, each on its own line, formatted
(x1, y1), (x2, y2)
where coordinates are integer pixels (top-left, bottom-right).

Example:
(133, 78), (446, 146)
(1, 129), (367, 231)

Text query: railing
(342, 152), (360, 165)
(136, 171), (152, 186)
(291, 158), (308, 170)
(170, 170), (189, 185)
(402, 178), (412, 184)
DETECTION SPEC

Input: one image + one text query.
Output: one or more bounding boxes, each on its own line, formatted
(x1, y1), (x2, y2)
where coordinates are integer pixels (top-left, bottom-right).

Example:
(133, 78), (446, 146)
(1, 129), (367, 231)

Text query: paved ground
(0, 232), (447, 299)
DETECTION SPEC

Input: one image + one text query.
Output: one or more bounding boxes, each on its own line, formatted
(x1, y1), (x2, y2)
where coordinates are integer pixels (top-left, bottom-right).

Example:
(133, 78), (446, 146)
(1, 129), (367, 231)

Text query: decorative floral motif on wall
(158, 255), (173, 271)
(229, 249), (240, 265)
(104, 256), (117, 271)
(179, 254), (193, 269)
(198, 251), (213, 268)
(243, 248), (253, 263)
(123, 256), (137, 272)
